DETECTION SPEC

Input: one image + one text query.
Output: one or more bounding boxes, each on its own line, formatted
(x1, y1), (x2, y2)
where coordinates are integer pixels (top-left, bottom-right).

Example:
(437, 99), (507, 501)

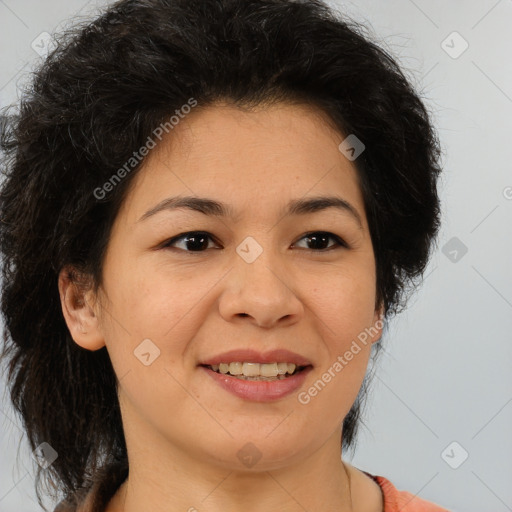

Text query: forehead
(118, 101), (366, 226)
(157, 101), (347, 166)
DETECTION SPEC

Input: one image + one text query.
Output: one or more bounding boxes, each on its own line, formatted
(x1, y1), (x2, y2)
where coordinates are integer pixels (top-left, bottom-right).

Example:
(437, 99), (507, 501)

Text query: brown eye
(162, 231), (219, 252)
(161, 230), (348, 254)
(292, 231), (348, 251)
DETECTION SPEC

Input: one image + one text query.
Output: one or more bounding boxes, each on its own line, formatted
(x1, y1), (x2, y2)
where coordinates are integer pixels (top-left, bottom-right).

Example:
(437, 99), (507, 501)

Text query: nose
(218, 250), (304, 329)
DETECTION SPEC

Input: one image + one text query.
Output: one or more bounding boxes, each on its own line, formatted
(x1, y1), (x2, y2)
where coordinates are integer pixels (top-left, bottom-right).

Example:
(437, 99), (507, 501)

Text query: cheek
(305, 265), (376, 385)
(99, 266), (199, 412)
(103, 258), (188, 331)
(307, 263), (376, 329)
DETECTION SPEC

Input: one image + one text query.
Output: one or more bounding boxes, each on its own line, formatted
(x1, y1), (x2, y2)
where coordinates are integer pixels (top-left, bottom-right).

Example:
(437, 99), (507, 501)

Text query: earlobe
(58, 266), (106, 351)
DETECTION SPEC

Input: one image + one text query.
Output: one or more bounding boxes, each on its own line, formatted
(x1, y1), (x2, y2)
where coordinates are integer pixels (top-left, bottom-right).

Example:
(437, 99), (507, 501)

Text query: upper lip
(199, 349), (313, 367)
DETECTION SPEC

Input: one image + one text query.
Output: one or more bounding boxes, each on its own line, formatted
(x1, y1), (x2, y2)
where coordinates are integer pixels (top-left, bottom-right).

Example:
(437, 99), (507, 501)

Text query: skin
(59, 101), (385, 512)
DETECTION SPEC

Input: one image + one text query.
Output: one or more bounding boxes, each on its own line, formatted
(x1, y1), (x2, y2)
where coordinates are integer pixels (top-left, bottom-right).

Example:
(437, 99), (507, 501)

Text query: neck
(106, 432), (354, 512)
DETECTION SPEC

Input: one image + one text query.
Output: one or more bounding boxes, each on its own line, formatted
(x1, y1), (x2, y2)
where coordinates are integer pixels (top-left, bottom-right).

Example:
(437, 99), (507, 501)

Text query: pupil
(308, 233), (328, 250)
(185, 234), (208, 251)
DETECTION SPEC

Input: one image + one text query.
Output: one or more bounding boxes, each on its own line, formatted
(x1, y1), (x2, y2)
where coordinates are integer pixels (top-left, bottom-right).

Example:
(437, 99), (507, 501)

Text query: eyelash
(161, 231), (349, 253)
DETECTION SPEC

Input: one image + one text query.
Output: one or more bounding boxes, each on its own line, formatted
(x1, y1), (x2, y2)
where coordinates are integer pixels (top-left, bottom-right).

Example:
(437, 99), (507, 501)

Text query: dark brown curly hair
(0, 0), (443, 510)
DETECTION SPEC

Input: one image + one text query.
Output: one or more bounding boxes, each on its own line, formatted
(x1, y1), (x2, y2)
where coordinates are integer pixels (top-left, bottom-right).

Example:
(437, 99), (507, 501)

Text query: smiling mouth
(200, 362), (311, 381)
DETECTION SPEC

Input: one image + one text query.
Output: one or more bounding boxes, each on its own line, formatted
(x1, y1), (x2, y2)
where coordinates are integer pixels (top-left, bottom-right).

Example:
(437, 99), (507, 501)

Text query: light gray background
(1, 1), (511, 511)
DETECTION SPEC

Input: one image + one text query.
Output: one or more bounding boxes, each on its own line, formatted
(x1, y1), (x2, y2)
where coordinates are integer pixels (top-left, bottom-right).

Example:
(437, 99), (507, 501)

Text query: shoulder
(364, 472), (450, 512)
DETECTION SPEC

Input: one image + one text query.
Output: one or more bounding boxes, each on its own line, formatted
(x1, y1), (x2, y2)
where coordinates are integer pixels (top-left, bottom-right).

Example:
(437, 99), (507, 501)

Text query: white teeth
(259, 362), (278, 377)
(243, 362), (262, 377)
(277, 362), (289, 375)
(286, 363), (297, 375)
(228, 362), (243, 375)
(210, 362), (298, 377)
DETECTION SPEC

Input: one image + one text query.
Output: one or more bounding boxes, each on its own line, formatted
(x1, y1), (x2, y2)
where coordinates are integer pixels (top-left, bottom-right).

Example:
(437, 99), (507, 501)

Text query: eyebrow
(138, 195), (363, 228)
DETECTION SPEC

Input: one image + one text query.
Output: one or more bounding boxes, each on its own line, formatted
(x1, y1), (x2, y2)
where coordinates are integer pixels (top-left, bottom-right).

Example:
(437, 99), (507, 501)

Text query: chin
(202, 435), (307, 471)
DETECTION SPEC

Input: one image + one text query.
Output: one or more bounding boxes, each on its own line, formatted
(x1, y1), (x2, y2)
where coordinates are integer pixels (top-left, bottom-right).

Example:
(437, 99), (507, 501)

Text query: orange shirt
(364, 472), (450, 511)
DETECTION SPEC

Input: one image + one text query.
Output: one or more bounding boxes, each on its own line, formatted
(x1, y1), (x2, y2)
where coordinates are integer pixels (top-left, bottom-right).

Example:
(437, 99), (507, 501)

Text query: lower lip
(199, 365), (313, 402)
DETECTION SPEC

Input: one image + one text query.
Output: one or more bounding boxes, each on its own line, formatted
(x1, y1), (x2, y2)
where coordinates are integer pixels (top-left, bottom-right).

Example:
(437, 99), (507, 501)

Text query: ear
(370, 302), (385, 345)
(58, 266), (105, 351)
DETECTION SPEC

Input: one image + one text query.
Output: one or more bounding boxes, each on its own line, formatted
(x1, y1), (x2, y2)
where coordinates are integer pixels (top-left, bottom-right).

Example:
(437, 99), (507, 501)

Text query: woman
(0, 0), (448, 510)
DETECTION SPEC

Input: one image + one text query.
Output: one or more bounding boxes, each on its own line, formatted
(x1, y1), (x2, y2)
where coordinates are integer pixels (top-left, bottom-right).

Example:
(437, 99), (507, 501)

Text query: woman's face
(75, 102), (383, 471)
